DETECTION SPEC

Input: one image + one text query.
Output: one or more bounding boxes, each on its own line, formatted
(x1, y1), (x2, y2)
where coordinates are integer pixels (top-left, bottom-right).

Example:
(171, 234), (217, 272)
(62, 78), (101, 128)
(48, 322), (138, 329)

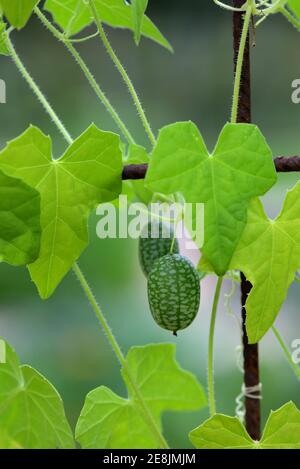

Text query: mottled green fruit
(139, 221), (179, 276)
(148, 254), (200, 334)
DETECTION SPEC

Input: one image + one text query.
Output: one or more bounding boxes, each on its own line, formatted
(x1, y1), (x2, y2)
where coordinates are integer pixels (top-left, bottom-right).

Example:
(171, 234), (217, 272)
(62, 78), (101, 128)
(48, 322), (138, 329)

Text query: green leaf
(0, 124), (122, 299)
(0, 169), (40, 266)
(44, 0), (172, 51)
(131, 0), (148, 45)
(76, 343), (207, 448)
(230, 181), (300, 343)
(288, 0), (300, 18)
(44, 0), (91, 38)
(259, 402), (300, 449)
(0, 430), (23, 449)
(0, 20), (9, 56)
(190, 402), (300, 449)
(145, 122), (276, 276)
(0, 339), (74, 449)
(126, 144), (152, 204)
(0, 0), (40, 29)
(189, 414), (254, 449)
(197, 255), (214, 273)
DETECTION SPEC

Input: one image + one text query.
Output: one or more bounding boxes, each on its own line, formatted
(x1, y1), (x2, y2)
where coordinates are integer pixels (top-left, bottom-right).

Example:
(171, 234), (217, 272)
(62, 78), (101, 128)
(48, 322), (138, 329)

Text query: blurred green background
(0, 1), (300, 448)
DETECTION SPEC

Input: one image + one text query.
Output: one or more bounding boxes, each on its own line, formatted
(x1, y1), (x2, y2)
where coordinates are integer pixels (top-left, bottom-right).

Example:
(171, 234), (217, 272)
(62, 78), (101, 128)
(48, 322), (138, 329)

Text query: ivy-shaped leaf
(76, 344), (207, 448)
(44, 0), (172, 51)
(0, 0), (40, 29)
(131, 0), (148, 45)
(189, 402), (300, 449)
(259, 401), (300, 448)
(0, 124), (122, 299)
(0, 339), (74, 449)
(0, 169), (40, 266)
(0, 430), (23, 449)
(230, 181), (300, 343)
(44, 0), (91, 38)
(189, 414), (254, 449)
(288, 0), (300, 19)
(145, 122), (277, 276)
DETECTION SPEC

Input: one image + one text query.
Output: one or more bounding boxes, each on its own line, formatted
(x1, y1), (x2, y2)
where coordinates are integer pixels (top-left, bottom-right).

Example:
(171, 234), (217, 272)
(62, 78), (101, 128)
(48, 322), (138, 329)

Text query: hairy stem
(272, 326), (300, 380)
(207, 276), (223, 416)
(73, 264), (169, 449)
(231, 1), (253, 124)
(5, 34), (73, 145)
(8, 25), (167, 447)
(34, 6), (135, 145)
(88, 0), (156, 146)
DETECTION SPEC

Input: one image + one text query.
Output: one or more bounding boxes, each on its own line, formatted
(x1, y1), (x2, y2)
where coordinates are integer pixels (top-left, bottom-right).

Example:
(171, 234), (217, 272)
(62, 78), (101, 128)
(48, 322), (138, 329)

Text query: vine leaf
(131, 0), (148, 45)
(189, 402), (300, 449)
(0, 169), (40, 266)
(230, 181), (300, 343)
(0, 0), (40, 29)
(189, 414), (254, 449)
(288, 0), (300, 20)
(0, 124), (122, 299)
(0, 339), (74, 449)
(259, 401), (300, 448)
(44, 0), (172, 51)
(76, 344), (207, 449)
(145, 122), (277, 276)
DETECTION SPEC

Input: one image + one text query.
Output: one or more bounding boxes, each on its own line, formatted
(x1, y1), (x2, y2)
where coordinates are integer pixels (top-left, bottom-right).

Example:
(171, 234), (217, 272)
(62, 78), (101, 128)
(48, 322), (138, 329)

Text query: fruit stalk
(233, 0), (261, 441)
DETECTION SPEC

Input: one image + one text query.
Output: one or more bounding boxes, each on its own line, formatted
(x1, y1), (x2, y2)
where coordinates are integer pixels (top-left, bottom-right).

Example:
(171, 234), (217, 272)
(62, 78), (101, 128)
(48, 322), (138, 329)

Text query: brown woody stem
(233, 0), (261, 440)
(121, 157), (300, 180)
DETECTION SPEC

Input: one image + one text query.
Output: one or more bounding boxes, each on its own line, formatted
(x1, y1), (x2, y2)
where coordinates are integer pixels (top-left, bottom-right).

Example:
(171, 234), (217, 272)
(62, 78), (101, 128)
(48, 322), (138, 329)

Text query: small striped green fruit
(139, 220), (179, 277)
(147, 254), (200, 334)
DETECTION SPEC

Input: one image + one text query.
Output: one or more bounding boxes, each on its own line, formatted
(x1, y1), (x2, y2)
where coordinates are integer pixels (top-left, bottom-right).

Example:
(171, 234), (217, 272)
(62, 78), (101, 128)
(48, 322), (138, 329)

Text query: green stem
(207, 276), (223, 416)
(8, 22), (166, 447)
(72, 264), (125, 365)
(231, 1), (253, 124)
(213, 0), (246, 12)
(272, 326), (300, 380)
(65, 31), (100, 43)
(5, 33), (73, 145)
(34, 6), (135, 145)
(280, 6), (300, 30)
(88, 0), (156, 146)
(73, 263), (169, 449)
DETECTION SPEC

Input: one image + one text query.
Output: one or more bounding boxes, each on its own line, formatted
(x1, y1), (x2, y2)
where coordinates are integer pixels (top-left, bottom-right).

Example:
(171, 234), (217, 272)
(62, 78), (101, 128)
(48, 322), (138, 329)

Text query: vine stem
(233, 0), (261, 439)
(231, 1), (253, 124)
(207, 276), (223, 416)
(34, 6), (135, 145)
(272, 326), (300, 380)
(5, 34), (73, 145)
(72, 264), (169, 449)
(7, 26), (167, 447)
(88, 0), (156, 146)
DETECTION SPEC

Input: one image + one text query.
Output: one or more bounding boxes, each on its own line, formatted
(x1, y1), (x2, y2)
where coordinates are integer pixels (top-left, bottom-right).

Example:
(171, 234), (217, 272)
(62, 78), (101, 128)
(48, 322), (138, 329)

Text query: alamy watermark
(0, 340), (6, 364)
(292, 339), (300, 365)
(291, 79), (300, 104)
(96, 195), (204, 250)
(0, 79), (6, 104)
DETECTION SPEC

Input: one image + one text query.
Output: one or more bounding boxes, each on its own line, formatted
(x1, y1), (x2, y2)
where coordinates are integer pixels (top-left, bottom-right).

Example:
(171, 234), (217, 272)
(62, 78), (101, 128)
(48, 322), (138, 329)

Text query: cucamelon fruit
(139, 220), (179, 277)
(147, 254), (200, 335)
